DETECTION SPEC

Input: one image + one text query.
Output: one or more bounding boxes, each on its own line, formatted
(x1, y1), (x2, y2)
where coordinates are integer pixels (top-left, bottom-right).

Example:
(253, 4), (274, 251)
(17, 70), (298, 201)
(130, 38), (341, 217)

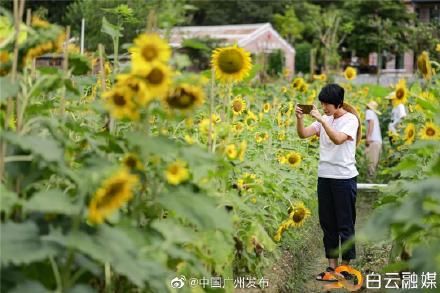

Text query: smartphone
(298, 104), (313, 114)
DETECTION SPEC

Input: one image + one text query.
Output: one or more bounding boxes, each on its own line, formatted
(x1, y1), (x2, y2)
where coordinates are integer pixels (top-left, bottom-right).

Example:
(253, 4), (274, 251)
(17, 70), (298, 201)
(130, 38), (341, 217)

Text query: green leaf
(0, 184), (22, 213)
(43, 226), (169, 290)
(68, 53), (92, 76)
(0, 221), (57, 266)
(2, 132), (63, 163)
(101, 16), (122, 39)
(158, 187), (232, 232)
(24, 189), (80, 215)
(0, 76), (19, 101)
(28, 74), (64, 98)
(125, 132), (177, 156)
(67, 284), (96, 293)
(9, 281), (49, 293)
(151, 218), (196, 244)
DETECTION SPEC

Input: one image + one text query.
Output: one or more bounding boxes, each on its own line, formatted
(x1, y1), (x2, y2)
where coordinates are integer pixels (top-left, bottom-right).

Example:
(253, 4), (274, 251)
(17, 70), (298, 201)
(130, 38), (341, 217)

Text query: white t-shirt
(365, 109), (382, 143)
(388, 104), (406, 133)
(311, 112), (359, 179)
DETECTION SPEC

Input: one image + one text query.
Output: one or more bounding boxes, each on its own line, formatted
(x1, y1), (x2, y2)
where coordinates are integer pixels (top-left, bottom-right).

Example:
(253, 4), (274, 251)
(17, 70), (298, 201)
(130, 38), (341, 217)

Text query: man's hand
(295, 104), (304, 119)
(310, 105), (322, 122)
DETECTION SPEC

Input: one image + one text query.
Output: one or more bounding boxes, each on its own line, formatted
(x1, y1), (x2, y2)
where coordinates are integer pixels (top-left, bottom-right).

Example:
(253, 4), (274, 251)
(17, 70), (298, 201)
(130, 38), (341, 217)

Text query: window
(395, 53), (404, 70)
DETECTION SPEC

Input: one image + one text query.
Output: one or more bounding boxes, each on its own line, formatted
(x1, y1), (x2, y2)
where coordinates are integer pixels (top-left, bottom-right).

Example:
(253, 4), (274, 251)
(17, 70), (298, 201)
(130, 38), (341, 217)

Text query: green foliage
(64, 0), (192, 52)
(344, 0), (414, 56)
(295, 42), (312, 74)
(267, 50), (284, 77)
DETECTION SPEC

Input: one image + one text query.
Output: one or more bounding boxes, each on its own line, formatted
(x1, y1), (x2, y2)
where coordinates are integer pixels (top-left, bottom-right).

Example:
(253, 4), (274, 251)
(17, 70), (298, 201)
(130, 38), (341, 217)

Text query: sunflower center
(125, 157), (137, 168)
(169, 165), (180, 175)
(141, 45), (158, 62)
(146, 68), (164, 85)
(346, 71), (353, 78)
(426, 127), (435, 136)
(113, 94), (127, 106)
(292, 210), (305, 223)
(408, 129), (414, 138)
(129, 82), (140, 92)
(218, 49), (244, 74)
(288, 155), (298, 165)
(233, 100), (243, 112)
(96, 181), (125, 209)
(396, 88), (405, 100)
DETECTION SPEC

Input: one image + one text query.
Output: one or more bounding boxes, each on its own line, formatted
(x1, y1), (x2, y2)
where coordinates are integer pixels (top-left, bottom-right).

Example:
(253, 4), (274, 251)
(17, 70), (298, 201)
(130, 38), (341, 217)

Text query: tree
(187, 0), (290, 25)
(344, 0), (414, 57)
(64, 0), (192, 52)
(272, 6), (304, 44)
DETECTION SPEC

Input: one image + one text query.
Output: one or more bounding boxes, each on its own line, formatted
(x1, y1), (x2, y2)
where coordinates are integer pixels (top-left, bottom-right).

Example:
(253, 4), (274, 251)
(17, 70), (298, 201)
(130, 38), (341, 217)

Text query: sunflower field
(1, 2), (440, 293)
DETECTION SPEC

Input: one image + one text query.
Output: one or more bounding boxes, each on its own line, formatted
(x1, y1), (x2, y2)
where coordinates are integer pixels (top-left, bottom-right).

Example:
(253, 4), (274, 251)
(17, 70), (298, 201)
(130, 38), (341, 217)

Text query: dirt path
(234, 189), (391, 293)
(300, 190), (391, 293)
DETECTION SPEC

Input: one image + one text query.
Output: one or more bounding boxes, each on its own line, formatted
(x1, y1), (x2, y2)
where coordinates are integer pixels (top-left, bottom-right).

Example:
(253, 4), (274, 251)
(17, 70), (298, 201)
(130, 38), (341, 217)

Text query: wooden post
(1, 0), (25, 182)
(60, 26), (70, 118)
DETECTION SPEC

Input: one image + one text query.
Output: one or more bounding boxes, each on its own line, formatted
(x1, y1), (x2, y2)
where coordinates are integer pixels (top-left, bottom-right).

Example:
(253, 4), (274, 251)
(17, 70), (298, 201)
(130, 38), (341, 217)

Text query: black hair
(318, 83), (344, 108)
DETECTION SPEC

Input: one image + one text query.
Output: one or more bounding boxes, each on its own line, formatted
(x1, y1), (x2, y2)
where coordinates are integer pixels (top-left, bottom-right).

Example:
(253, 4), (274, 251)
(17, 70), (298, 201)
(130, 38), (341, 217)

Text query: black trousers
(317, 177), (357, 260)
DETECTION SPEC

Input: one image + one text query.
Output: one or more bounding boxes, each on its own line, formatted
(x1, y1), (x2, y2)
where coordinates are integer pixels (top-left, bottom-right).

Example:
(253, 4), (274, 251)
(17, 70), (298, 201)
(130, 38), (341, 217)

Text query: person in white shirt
(385, 91), (406, 138)
(365, 101), (382, 179)
(295, 84), (361, 282)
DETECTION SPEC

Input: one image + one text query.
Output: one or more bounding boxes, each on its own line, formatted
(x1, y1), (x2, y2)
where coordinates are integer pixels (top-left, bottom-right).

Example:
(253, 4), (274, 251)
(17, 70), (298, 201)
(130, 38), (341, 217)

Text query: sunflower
(165, 83), (205, 110)
(419, 122), (440, 140)
(298, 82), (308, 93)
(211, 45), (252, 83)
(24, 42), (54, 63)
(238, 141), (247, 161)
(436, 44), (440, 52)
(263, 102), (271, 113)
(130, 33), (171, 70)
(102, 85), (139, 120)
(198, 118), (211, 135)
(392, 79), (408, 107)
(278, 131), (286, 141)
(313, 73), (327, 82)
(88, 168), (139, 224)
(255, 132), (267, 144)
(122, 153), (143, 171)
(224, 144), (238, 160)
(116, 74), (151, 106)
(136, 62), (172, 99)
(273, 222), (289, 242)
(286, 151), (301, 168)
(232, 122), (244, 134)
(184, 134), (195, 145)
(244, 112), (258, 129)
(417, 51), (432, 80)
(231, 95), (246, 115)
(211, 113), (222, 124)
(287, 202), (311, 227)
(277, 153), (287, 164)
(344, 66), (357, 80)
(31, 16), (50, 28)
(281, 86), (288, 94)
(291, 77), (305, 90)
(404, 123), (416, 145)
(165, 160), (190, 185)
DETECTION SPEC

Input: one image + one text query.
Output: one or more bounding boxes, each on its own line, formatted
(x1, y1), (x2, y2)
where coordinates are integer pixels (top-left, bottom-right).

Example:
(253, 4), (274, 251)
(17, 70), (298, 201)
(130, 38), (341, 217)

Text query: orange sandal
(316, 267), (338, 282)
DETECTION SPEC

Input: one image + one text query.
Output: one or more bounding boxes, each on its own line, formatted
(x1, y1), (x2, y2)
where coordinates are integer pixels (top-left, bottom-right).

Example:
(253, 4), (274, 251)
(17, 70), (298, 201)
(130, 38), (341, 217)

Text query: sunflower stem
(208, 69), (215, 152)
(49, 256), (62, 293)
